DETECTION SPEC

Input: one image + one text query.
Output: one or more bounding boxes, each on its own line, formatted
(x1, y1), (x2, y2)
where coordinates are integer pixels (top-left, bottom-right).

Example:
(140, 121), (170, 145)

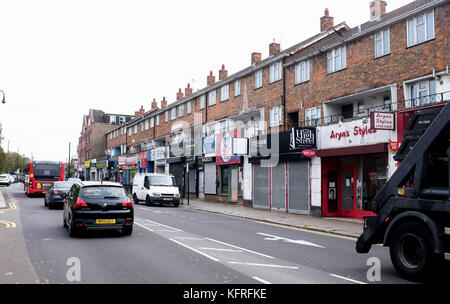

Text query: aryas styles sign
(370, 111), (395, 130)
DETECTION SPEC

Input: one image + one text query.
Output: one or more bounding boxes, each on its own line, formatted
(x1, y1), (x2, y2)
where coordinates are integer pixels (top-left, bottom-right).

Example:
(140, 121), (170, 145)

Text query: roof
(77, 181), (124, 187)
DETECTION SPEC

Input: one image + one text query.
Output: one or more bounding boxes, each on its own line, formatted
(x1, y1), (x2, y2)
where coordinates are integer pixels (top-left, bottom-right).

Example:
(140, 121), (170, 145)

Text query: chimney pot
(370, 0), (387, 20)
(185, 83), (193, 97)
(269, 42), (281, 56)
(219, 64), (228, 80)
(320, 8), (334, 32)
(251, 52), (262, 65)
(207, 71), (216, 86)
(176, 88), (184, 101)
(161, 96), (167, 108)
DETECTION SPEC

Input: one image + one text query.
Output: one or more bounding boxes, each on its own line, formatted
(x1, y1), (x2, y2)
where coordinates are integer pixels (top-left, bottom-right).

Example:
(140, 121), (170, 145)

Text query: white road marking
(145, 219), (183, 232)
(228, 262), (299, 270)
(134, 222), (154, 232)
(173, 237), (205, 241)
(197, 247), (244, 253)
(330, 274), (367, 284)
(205, 238), (275, 259)
(257, 232), (325, 248)
(252, 276), (272, 284)
(169, 239), (220, 262)
(155, 229), (180, 233)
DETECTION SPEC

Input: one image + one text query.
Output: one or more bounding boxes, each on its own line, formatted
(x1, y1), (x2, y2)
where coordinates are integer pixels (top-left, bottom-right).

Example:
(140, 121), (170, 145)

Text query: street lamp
(0, 90), (5, 104)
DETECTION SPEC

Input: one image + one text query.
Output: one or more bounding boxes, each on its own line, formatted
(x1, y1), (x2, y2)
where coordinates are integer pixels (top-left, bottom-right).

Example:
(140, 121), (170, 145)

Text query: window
(327, 46), (346, 73)
(134, 125), (137, 135)
(234, 80), (241, 97)
(119, 116), (126, 124)
(269, 106), (282, 127)
(409, 79), (437, 107)
(407, 11), (434, 47)
(208, 90), (216, 106)
(128, 127), (131, 136)
(150, 117), (155, 128)
(220, 84), (229, 102)
(270, 61), (282, 83)
(165, 111), (168, 123)
(110, 116), (116, 124)
(305, 107), (321, 126)
(255, 70), (262, 89)
(156, 115), (160, 126)
(187, 101), (191, 114)
(144, 119), (149, 130)
(383, 96), (392, 110)
(375, 28), (390, 58)
(140, 122), (144, 132)
(200, 95), (206, 109)
(171, 108), (176, 120)
(295, 60), (310, 84)
(178, 104), (184, 117)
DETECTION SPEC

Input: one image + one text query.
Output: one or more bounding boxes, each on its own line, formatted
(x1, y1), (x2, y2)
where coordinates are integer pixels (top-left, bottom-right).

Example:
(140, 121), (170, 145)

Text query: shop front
(317, 117), (397, 219)
(152, 147), (167, 174)
(202, 134), (217, 200)
(138, 151), (152, 173)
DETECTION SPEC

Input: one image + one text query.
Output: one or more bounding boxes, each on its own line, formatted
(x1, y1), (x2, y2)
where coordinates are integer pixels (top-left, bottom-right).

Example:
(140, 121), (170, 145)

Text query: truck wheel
(133, 193), (139, 205)
(389, 221), (437, 282)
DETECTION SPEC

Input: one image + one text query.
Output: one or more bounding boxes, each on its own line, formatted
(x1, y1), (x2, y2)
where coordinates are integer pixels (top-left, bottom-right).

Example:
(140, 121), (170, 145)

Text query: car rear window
(0, 175), (7, 178)
(79, 186), (127, 200)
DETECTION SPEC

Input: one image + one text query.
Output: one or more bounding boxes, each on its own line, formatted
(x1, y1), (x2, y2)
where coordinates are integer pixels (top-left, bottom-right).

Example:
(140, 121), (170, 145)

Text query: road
(0, 183), (414, 284)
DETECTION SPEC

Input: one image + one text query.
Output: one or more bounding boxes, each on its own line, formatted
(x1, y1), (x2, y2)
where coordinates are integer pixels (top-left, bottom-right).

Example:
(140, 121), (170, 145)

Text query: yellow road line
(0, 220), (17, 228)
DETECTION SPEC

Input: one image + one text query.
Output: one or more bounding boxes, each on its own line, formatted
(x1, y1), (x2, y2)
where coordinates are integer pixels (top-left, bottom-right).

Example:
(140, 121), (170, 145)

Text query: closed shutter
(271, 162), (286, 211)
(204, 163), (217, 194)
(288, 161), (309, 214)
(253, 164), (269, 209)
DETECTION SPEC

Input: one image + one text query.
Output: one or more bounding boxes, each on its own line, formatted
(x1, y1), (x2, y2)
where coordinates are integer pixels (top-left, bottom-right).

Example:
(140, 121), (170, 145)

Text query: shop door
(253, 164), (270, 210)
(324, 169), (340, 216)
(229, 167), (238, 202)
(341, 166), (356, 217)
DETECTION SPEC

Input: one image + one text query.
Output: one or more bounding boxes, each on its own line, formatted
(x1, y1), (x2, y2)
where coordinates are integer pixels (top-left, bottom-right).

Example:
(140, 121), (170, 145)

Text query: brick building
(102, 0), (450, 219)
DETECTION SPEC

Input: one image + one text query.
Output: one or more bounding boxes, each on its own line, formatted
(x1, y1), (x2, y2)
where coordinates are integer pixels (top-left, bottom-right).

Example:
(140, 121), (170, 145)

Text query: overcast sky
(0, 0), (413, 163)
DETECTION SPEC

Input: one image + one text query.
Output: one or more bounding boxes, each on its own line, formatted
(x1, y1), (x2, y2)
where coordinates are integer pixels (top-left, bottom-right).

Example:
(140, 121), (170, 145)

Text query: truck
(356, 101), (450, 282)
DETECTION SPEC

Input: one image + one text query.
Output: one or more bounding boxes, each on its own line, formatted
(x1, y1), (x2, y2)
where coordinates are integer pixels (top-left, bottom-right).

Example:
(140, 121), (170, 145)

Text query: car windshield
(79, 186), (127, 200)
(0, 175), (7, 179)
(54, 182), (74, 189)
(149, 176), (176, 187)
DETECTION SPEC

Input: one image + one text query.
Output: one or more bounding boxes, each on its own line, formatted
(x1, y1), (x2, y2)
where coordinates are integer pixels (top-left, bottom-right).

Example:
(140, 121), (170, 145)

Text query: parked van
(132, 173), (180, 207)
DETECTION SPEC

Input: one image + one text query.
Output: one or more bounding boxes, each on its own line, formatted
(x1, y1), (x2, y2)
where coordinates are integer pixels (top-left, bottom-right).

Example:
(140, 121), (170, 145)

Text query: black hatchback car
(63, 181), (133, 237)
(45, 181), (75, 209)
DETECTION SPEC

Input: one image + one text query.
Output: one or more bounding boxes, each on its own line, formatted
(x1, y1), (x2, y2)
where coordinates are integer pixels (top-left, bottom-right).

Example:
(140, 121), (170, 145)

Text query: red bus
(25, 160), (65, 195)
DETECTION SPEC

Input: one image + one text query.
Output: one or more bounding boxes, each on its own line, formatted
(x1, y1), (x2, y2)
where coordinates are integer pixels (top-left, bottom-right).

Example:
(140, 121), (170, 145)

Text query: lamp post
(0, 90), (5, 104)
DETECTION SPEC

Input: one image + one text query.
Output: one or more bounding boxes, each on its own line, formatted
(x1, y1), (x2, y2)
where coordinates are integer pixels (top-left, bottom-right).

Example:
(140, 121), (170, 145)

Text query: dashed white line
(228, 261), (299, 270)
(252, 276), (272, 284)
(205, 238), (275, 259)
(173, 237), (205, 241)
(198, 247), (244, 253)
(135, 222), (154, 232)
(145, 219), (183, 232)
(330, 274), (367, 284)
(169, 239), (220, 262)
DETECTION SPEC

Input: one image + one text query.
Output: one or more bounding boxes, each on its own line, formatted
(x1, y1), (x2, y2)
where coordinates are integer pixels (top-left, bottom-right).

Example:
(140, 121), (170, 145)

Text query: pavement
(0, 189), (6, 209)
(180, 198), (364, 239)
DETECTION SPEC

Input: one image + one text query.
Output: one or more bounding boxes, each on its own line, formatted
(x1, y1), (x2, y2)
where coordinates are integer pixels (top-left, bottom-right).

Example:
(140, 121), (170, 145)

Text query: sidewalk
(0, 189), (6, 209)
(181, 199), (364, 239)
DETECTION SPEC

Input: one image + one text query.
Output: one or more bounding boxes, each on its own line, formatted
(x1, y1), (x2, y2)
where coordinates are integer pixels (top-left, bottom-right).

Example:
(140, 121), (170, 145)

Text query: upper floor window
(269, 106), (282, 127)
(327, 45), (346, 74)
(128, 127), (131, 136)
(407, 11), (434, 47)
(234, 80), (241, 97)
(171, 108), (176, 120)
(220, 84), (229, 102)
(119, 116), (126, 124)
(150, 117), (155, 128)
(134, 125), (138, 134)
(255, 70), (263, 89)
(187, 101), (191, 115)
(156, 115), (160, 126)
(200, 95), (206, 109)
(295, 60), (310, 84)
(178, 104), (184, 117)
(144, 119), (149, 130)
(305, 107), (321, 127)
(409, 79), (437, 107)
(270, 61), (282, 83)
(140, 122), (144, 132)
(165, 111), (169, 123)
(109, 116), (116, 124)
(208, 90), (216, 106)
(375, 29), (390, 58)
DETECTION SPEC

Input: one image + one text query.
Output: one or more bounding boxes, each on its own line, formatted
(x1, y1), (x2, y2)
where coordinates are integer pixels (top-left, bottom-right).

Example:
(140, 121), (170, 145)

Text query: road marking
(169, 239), (220, 262)
(145, 219), (183, 232)
(252, 276), (272, 284)
(0, 220), (16, 228)
(228, 261), (299, 270)
(134, 222), (154, 232)
(173, 237), (205, 241)
(155, 229), (180, 233)
(330, 274), (367, 284)
(198, 247), (244, 253)
(205, 238), (275, 259)
(257, 232), (325, 248)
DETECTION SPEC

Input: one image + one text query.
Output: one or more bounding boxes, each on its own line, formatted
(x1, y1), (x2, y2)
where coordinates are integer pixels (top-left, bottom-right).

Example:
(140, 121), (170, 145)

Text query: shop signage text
(371, 112), (395, 130)
(330, 126), (376, 141)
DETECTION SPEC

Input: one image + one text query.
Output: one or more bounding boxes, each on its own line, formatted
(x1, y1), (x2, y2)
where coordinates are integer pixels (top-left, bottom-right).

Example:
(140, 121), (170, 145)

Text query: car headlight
(152, 192), (161, 197)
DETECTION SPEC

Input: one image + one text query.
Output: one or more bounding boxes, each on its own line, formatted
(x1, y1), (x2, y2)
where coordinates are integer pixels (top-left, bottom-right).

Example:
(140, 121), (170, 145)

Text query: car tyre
(123, 226), (133, 236)
(146, 195), (152, 206)
(173, 201), (179, 208)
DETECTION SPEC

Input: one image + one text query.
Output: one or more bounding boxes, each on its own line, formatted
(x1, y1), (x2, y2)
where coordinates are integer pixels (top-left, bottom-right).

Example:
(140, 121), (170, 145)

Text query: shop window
(358, 154), (388, 211)
(221, 168), (229, 195)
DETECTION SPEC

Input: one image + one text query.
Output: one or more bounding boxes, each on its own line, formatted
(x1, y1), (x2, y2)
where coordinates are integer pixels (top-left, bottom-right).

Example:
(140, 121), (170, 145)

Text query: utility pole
(68, 142), (71, 179)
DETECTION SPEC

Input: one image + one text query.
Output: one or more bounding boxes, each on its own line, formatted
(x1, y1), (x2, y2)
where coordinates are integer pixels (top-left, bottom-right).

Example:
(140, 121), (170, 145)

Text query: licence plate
(163, 198), (172, 201)
(96, 219), (116, 224)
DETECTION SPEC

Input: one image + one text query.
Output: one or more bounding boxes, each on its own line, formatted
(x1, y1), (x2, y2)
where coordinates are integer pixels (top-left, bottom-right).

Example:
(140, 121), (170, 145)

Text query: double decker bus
(24, 160), (64, 195)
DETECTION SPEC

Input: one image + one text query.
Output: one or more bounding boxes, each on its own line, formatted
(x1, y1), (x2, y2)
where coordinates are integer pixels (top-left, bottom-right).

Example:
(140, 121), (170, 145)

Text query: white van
(132, 173), (180, 207)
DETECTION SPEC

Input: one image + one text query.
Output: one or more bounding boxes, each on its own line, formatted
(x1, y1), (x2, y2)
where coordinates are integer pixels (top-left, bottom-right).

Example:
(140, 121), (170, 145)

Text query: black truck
(356, 101), (450, 282)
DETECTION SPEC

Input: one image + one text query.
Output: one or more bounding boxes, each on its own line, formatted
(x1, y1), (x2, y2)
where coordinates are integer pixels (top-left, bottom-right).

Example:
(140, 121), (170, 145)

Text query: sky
(0, 0), (413, 163)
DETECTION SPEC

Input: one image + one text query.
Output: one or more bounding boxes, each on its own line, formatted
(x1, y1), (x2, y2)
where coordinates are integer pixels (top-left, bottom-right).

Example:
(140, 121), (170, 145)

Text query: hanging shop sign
(216, 130), (240, 165)
(84, 161), (90, 168)
(370, 112), (396, 130)
(118, 156), (126, 166)
(152, 147), (167, 161)
(139, 152), (148, 169)
(302, 150), (317, 158)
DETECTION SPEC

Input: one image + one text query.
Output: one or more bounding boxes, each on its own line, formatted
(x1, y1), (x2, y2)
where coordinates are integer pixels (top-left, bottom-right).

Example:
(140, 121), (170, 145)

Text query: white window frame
(269, 106), (282, 127)
(374, 28), (390, 58)
(187, 101), (191, 114)
(200, 95), (206, 109)
(145, 119), (149, 130)
(208, 90), (216, 106)
(150, 117), (155, 128)
(171, 108), (176, 120)
(327, 45), (346, 74)
(156, 115), (160, 126)
(295, 60), (310, 84)
(140, 122), (144, 132)
(305, 107), (321, 127)
(234, 80), (241, 97)
(178, 104), (184, 117)
(255, 70), (263, 89)
(407, 10), (435, 47)
(409, 79), (437, 108)
(110, 116), (116, 124)
(134, 125), (138, 134)
(269, 61), (282, 83)
(165, 111), (168, 123)
(220, 84), (229, 102)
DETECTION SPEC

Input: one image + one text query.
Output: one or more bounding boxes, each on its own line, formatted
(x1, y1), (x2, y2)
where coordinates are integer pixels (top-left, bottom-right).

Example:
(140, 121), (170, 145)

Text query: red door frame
(340, 165), (357, 218)
(322, 166), (340, 217)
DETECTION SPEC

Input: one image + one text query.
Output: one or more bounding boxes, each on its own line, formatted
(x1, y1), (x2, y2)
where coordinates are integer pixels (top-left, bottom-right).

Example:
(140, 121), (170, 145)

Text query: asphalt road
(0, 183), (415, 284)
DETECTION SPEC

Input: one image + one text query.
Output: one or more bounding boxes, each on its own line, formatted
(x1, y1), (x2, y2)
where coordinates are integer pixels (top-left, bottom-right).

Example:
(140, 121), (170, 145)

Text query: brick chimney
(269, 42), (281, 56)
(176, 88), (184, 101)
(370, 0), (387, 20)
(251, 52), (262, 65)
(207, 71), (215, 86)
(161, 97), (167, 108)
(135, 105), (145, 117)
(185, 83), (193, 97)
(151, 98), (158, 110)
(219, 64), (228, 80)
(320, 8), (334, 32)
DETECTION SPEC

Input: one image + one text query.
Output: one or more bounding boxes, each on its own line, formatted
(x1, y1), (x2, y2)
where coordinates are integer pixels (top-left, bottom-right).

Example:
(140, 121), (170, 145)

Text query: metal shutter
(204, 162), (217, 194)
(271, 162), (286, 211)
(288, 161), (309, 214)
(253, 164), (269, 209)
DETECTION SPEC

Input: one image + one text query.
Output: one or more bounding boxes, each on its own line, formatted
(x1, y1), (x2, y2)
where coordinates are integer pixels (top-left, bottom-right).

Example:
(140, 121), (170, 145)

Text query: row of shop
(79, 108), (406, 219)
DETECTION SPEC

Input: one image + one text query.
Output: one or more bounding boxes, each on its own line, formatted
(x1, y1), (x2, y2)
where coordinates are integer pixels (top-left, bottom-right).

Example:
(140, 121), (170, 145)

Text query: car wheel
(123, 226), (133, 236)
(63, 216), (68, 228)
(67, 216), (78, 237)
(173, 201), (179, 208)
(44, 198), (48, 207)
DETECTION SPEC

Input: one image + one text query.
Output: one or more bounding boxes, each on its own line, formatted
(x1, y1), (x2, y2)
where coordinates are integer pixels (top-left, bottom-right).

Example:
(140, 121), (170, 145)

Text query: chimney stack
(161, 96), (167, 108)
(269, 42), (281, 56)
(370, 0), (387, 20)
(135, 105), (145, 117)
(207, 71), (216, 86)
(219, 64), (228, 80)
(151, 98), (158, 110)
(251, 52), (262, 65)
(320, 8), (334, 32)
(185, 83), (193, 97)
(176, 88), (184, 101)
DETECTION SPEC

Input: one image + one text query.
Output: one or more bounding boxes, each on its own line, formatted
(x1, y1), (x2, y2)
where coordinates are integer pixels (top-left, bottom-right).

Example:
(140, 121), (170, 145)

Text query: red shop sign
(302, 149), (316, 158)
